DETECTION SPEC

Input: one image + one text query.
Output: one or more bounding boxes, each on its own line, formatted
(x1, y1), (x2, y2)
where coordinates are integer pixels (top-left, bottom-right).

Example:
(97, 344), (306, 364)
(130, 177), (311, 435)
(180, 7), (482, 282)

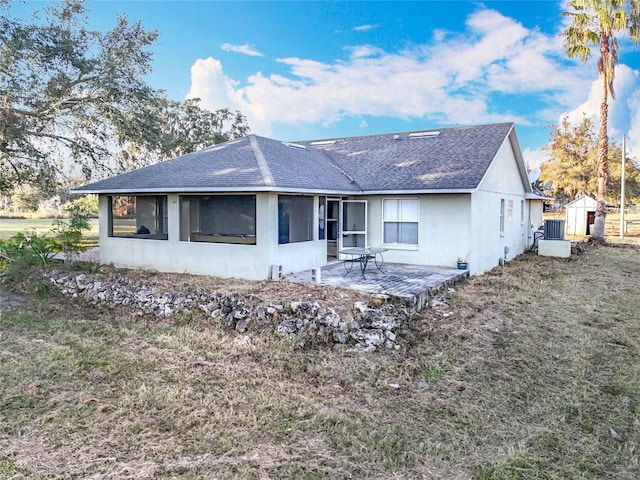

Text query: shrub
(51, 199), (92, 263)
(0, 230), (62, 283)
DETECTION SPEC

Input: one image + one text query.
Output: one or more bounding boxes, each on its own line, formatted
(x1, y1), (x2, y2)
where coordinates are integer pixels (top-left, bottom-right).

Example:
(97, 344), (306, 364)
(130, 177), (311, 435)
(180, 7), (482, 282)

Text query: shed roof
(565, 195), (598, 208)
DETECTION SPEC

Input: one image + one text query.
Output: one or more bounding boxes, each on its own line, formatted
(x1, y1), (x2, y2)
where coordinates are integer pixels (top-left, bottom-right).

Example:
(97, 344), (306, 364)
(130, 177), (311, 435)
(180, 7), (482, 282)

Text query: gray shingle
(298, 123), (514, 191)
(73, 123), (515, 194)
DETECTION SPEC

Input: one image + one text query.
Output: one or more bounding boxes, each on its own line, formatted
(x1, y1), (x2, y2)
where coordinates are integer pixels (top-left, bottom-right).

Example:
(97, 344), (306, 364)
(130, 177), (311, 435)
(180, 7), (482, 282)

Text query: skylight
(310, 140), (336, 146)
(281, 142), (307, 150)
(408, 131), (440, 139)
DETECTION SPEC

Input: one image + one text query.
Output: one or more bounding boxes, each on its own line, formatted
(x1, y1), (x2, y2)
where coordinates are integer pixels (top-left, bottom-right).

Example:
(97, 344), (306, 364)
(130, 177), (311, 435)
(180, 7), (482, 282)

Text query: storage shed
(565, 195), (597, 236)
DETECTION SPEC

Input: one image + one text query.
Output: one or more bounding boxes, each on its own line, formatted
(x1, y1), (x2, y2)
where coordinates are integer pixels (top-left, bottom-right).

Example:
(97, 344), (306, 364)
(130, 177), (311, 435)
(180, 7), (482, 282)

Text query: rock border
(44, 270), (410, 351)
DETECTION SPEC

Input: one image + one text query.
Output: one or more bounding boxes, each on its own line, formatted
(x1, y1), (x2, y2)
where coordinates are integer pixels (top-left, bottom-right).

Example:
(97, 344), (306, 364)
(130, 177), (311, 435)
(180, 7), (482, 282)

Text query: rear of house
(74, 123), (545, 279)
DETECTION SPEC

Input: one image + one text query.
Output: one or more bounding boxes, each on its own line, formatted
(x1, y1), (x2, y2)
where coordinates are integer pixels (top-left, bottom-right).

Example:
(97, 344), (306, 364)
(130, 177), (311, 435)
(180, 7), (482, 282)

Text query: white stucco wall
(530, 201), (544, 232)
(360, 194), (472, 270)
(470, 136), (530, 275)
(267, 193), (327, 276)
(98, 192), (326, 280)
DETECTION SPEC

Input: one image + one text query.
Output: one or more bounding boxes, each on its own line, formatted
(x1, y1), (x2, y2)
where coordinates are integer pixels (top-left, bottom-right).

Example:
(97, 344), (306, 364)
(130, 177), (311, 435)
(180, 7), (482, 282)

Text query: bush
(0, 200), (92, 282)
(0, 230), (62, 283)
(51, 200), (91, 262)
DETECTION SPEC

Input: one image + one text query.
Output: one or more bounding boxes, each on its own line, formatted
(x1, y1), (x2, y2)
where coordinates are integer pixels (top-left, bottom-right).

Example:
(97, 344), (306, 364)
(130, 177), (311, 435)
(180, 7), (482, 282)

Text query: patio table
(340, 247), (388, 277)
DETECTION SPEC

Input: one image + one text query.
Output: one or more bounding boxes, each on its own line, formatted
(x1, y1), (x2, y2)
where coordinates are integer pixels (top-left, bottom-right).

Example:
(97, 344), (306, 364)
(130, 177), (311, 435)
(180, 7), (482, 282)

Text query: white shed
(565, 195), (597, 236)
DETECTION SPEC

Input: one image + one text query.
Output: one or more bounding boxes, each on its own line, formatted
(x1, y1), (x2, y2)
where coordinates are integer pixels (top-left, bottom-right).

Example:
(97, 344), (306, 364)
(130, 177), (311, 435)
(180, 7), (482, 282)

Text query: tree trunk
(592, 39), (610, 240)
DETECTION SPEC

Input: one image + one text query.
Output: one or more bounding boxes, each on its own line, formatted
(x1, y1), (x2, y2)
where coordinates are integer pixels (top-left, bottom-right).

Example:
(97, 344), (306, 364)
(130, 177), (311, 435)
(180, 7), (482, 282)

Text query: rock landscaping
(44, 270), (411, 351)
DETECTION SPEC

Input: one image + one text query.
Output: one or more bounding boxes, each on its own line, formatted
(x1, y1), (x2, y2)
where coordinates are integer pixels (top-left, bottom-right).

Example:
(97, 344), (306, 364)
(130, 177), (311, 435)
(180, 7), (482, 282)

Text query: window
(180, 195), (256, 244)
(383, 198), (419, 245)
(520, 200), (525, 224)
(279, 195), (313, 244)
(109, 195), (167, 239)
(500, 199), (505, 234)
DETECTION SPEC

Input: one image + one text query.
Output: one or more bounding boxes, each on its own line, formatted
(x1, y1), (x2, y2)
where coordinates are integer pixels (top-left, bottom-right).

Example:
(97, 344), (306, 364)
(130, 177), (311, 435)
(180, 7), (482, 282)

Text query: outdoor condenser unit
(543, 219), (565, 240)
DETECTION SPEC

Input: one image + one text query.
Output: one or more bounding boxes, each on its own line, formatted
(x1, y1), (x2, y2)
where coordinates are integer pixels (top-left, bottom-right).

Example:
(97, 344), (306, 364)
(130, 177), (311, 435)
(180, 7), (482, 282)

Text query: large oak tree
(1, 0), (248, 196)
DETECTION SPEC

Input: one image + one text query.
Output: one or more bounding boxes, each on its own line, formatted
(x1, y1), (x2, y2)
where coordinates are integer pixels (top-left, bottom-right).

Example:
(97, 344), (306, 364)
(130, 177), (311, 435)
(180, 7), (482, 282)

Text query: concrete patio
(287, 260), (469, 312)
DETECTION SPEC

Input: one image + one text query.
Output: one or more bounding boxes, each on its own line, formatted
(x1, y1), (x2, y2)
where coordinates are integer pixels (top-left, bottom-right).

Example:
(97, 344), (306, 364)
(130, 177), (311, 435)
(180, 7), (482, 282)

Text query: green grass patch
(0, 217), (99, 245)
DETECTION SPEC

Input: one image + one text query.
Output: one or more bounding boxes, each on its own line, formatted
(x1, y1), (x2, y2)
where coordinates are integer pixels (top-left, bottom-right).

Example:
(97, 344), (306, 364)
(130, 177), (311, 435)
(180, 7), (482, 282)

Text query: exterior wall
(565, 196), (597, 236)
(361, 194), (473, 270)
(98, 192), (326, 280)
(529, 201), (544, 232)
(470, 137), (529, 275)
(267, 193), (327, 276)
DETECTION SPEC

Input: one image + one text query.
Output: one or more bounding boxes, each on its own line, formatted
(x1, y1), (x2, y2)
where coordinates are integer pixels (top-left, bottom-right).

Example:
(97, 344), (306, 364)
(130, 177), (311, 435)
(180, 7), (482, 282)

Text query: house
(71, 122), (546, 279)
(565, 195), (597, 236)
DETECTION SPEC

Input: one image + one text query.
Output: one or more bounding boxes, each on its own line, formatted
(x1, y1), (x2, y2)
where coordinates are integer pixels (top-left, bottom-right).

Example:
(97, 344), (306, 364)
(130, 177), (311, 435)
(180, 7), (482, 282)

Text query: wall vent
(543, 219), (565, 240)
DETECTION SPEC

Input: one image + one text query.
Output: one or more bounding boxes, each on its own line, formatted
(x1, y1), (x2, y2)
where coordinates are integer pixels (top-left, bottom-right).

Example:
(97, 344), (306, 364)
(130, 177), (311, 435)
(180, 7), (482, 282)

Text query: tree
(117, 99), (249, 172)
(540, 116), (598, 203)
(562, 0), (640, 239)
(540, 115), (640, 205)
(607, 142), (640, 206)
(1, 0), (249, 196)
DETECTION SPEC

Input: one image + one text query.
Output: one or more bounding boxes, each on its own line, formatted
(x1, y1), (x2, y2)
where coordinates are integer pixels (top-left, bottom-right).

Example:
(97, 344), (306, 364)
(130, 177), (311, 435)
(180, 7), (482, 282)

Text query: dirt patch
(0, 286), (26, 309)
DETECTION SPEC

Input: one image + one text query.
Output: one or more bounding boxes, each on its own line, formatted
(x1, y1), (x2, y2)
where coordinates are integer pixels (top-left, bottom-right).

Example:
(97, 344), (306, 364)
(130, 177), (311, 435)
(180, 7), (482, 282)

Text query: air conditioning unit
(543, 220), (565, 240)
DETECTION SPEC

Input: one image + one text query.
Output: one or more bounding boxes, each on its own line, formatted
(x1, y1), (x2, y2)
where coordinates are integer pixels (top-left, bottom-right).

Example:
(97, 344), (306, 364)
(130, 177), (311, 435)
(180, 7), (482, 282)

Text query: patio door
(339, 200), (367, 258)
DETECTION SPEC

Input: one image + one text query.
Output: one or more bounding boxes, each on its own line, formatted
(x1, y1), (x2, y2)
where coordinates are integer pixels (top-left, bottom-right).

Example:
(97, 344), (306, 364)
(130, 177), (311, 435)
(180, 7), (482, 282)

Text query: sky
(9, 0), (640, 168)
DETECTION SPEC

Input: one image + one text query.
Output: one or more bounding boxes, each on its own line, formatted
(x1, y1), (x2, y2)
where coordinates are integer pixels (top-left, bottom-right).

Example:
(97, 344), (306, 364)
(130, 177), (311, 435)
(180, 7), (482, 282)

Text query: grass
(1, 244), (640, 478)
(0, 217), (99, 246)
(0, 217), (98, 245)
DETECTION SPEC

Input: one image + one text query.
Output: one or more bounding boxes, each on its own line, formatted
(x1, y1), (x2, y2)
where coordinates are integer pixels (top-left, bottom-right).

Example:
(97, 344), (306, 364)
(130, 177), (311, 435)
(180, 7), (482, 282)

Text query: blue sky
(10, 0), (640, 167)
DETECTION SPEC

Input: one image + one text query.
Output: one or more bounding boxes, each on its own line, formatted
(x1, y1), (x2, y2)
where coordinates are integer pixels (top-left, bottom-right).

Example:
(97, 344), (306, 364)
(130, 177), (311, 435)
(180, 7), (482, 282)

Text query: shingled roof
(73, 122), (529, 195)
(73, 135), (359, 194)
(300, 122), (522, 192)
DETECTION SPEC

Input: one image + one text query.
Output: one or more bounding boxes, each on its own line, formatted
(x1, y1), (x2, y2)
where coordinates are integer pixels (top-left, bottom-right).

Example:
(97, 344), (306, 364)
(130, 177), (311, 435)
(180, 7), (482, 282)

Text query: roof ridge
(295, 122), (514, 144)
(249, 135), (274, 187)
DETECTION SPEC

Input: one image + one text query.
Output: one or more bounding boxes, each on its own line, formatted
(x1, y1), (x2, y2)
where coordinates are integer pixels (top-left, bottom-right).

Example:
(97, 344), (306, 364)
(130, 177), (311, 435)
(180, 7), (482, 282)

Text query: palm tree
(562, 0), (639, 239)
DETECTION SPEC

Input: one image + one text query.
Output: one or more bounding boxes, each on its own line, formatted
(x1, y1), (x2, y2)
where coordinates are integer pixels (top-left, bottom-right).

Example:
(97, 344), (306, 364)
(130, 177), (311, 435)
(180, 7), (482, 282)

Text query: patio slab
(287, 261), (469, 312)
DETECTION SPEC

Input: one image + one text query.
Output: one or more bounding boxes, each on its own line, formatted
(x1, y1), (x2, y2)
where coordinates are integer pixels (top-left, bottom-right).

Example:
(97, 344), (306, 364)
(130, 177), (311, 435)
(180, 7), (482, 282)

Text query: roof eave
(71, 186), (476, 196)
(507, 126), (534, 194)
(526, 192), (552, 200)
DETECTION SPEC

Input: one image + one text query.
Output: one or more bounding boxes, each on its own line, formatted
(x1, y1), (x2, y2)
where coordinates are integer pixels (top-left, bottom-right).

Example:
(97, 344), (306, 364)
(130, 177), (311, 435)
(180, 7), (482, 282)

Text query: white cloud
(523, 147), (549, 170)
(186, 58), (245, 111)
(220, 43), (264, 57)
(187, 5), (631, 147)
(562, 64), (640, 165)
(353, 24), (377, 32)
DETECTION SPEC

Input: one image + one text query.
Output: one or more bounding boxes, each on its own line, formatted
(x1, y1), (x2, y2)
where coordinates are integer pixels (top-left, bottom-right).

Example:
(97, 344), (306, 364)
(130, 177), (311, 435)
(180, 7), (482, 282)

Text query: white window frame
(500, 198), (505, 235)
(382, 198), (420, 248)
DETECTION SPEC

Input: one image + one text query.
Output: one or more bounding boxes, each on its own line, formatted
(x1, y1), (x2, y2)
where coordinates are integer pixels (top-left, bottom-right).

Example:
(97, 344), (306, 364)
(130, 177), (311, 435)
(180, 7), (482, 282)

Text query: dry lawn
(1, 242), (639, 479)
